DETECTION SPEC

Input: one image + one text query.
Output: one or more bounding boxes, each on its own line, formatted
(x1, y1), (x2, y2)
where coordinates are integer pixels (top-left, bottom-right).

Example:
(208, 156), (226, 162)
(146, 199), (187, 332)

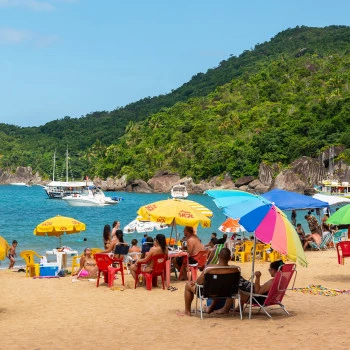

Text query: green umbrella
(327, 204), (350, 225)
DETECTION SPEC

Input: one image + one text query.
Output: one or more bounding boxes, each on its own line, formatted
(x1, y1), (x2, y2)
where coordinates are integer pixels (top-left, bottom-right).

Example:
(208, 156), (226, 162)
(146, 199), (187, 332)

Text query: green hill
(1, 25), (350, 181)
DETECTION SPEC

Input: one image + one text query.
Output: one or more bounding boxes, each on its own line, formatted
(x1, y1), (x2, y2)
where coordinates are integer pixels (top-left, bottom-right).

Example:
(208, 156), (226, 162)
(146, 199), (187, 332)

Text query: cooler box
(40, 263), (59, 276)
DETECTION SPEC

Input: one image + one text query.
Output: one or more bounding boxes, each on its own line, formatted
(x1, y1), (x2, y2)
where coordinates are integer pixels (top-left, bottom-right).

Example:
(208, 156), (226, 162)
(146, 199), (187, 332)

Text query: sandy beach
(1, 250), (350, 350)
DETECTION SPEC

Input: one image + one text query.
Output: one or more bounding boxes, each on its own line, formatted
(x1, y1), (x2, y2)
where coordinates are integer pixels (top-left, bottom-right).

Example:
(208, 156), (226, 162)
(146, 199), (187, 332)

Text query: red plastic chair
(336, 241), (350, 265)
(94, 253), (125, 288)
(188, 250), (209, 281)
(243, 263), (296, 318)
(134, 254), (167, 291)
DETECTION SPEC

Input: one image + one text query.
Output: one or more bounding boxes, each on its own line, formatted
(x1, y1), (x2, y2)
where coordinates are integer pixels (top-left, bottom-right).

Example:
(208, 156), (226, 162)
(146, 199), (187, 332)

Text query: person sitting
(130, 234), (167, 283)
(296, 223), (306, 244)
(141, 236), (154, 258)
(303, 232), (322, 250)
(214, 260), (285, 314)
(217, 233), (228, 244)
(73, 248), (98, 279)
(173, 226), (204, 280)
(128, 239), (142, 263)
(103, 224), (111, 250)
(204, 232), (217, 248)
(100, 229), (127, 258)
(206, 237), (219, 263)
(176, 248), (236, 316)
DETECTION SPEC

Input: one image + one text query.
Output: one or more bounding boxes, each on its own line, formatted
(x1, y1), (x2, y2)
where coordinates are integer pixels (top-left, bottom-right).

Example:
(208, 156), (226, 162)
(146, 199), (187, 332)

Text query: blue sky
(1, 0), (350, 127)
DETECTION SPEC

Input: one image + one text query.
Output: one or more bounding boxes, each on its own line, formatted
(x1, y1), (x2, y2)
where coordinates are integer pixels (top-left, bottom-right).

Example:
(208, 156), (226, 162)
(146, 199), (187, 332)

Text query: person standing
(8, 240), (18, 269)
(291, 210), (297, 227)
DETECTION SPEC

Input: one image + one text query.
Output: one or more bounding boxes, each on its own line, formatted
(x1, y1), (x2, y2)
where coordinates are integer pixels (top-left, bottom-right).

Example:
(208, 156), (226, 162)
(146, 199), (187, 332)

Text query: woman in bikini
(103, 224), (111, 250)
(73, 248), (98, 279)
(129, 234), (167, 282)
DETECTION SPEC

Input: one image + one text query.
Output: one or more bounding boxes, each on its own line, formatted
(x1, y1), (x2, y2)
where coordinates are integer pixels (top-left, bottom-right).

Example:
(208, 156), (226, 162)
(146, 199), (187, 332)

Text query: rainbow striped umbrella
(206, 189), (307, 267)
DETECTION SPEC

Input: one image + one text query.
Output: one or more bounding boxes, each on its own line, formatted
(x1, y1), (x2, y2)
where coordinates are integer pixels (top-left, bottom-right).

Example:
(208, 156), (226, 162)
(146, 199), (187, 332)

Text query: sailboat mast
(66, 148), (69, 182)
(52, 150), (56, 181)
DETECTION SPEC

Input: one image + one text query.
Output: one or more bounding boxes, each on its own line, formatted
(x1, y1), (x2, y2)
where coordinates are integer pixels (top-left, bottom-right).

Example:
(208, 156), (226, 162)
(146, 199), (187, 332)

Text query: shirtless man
(177, 248), (237, 316)
(173, 226), (204, 279)
(303, 232), (322, 250)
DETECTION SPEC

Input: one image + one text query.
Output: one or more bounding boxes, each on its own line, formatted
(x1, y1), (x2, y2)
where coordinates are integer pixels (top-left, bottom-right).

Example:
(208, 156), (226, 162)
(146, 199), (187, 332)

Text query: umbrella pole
(249, 234), (257, 320)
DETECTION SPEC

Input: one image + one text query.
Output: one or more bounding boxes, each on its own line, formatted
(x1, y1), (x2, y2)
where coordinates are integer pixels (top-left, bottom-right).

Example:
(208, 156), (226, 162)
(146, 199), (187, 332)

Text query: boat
(314, 179), (350, 197)
(44, 148), (94, 199)
(62, 186), (123, 206)
(170, 184), (188, 199)
(10, 182), (27, 186)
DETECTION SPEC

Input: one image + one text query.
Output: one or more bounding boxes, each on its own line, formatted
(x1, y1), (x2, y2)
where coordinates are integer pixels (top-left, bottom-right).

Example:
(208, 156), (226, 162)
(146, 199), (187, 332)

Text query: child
(8, 240), (18, 269)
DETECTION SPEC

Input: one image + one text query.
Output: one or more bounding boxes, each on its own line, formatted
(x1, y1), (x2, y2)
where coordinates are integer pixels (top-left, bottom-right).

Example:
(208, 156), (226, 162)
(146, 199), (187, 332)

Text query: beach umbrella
(327, 204), (350, 225)
(206, 189), (307, 318)
(137, 198), (211, 240)
(123, 218), (169, 234)
(313, 193), (350, 206)
(34, 215), (86, 246)
(218, 218), (242, 233)
(0, 236), (10, 261)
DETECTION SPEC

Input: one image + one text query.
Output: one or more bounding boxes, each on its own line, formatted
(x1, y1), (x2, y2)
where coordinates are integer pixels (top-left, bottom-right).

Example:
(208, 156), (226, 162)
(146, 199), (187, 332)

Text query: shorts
(8, 254), (15, 259)
(176, 256), (198, 267)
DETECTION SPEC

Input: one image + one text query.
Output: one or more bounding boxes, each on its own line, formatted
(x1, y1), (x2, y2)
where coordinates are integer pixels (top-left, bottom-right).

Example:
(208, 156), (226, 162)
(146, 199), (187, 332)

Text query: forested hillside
(1, 25), (350, 181)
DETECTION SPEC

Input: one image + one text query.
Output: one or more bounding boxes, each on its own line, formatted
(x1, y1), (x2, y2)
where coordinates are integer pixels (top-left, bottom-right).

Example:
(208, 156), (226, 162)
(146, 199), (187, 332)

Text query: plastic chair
(195, 266), (242, 320)
(242, 263), (296, 318)
(254, 243), (266, 260)
(336, 241), (350, 265)
(20, 250), (43, 277)
(188, 250), (209, 281)
(94, 253), (125, 287)
(134, 254), (167, 290)
(235, 241), (254, 262)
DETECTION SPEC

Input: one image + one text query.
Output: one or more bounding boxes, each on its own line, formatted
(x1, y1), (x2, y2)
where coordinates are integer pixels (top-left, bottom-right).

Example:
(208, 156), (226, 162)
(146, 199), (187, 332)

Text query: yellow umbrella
(137, 198), (211, 228)
(34, 215), (86, 246)
(0, 236), (10, 261)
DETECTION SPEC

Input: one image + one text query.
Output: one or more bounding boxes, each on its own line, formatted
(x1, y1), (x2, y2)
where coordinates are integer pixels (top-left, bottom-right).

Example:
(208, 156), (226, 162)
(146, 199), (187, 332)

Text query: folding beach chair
(242, 263), (296, 318)
(195, 266), (242, 320)
(207, 244), (225, 265)
(309, 233), (332, 250)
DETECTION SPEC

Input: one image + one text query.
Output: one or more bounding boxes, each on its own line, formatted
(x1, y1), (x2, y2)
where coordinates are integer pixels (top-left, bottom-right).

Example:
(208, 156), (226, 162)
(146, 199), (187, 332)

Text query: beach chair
(309, 233), (332, 251)
(20, 250), (43, 277)
(207, 244), (225, 265)
(336, 241), (350, 265)
(195, 266), (242, 320)
(134, 254), (167, 291)
(188, 250), (209, 282)
(242, 263), (296, 318)
(254, 243), (266, 260)
(94, 253), (125, 288)
(332, 231), (343, 248)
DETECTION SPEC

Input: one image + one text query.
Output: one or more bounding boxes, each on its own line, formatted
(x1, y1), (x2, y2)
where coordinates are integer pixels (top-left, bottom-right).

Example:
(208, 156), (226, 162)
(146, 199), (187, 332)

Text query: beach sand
(1, 250), (350, 350)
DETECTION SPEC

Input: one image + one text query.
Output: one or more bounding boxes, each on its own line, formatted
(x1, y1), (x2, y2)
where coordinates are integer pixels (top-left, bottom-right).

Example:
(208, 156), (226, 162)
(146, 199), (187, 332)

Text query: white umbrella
(312, 193), (350, 206)
(123, 218), (168, 234)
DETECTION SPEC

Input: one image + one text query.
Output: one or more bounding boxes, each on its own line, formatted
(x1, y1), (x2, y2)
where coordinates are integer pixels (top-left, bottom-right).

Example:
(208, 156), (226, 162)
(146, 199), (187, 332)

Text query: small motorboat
(170, 184), (188, 199)
(62, 186), (122, 206)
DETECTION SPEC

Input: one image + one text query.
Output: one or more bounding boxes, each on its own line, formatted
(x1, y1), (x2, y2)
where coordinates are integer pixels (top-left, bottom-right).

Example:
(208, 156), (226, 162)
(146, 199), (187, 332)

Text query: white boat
(10, 182), (27, 186)
(62, 186), (122, 206)
(44, 148), (94, 199)
(170, 184), (188, 199)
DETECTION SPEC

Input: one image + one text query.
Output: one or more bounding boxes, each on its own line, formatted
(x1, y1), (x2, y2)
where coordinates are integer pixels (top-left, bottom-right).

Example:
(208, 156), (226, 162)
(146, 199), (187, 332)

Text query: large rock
(259, 163), (280, 186)
(125, 179), (153, 193)
(147, 171), (180, 193)
(270, 169), (306, 193)
(235, 176), (255, 187)
(0, 166), (42, 184)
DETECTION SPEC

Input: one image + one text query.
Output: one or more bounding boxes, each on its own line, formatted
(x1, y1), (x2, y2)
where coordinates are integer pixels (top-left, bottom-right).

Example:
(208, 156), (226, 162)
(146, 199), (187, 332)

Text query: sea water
(0, 185), (323, 269)
(0, 185), (228, 268)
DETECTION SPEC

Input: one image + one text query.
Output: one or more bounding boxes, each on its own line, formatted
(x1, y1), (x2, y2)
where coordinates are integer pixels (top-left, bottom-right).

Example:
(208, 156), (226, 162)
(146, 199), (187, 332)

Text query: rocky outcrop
(125, 179), (153, 193)
(258, 163), (281, 187)
(235, 176), (255, 187)
(0, 167), (42, 184)
(94, 175), (128, 191)
(147, 171), (180, 193)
